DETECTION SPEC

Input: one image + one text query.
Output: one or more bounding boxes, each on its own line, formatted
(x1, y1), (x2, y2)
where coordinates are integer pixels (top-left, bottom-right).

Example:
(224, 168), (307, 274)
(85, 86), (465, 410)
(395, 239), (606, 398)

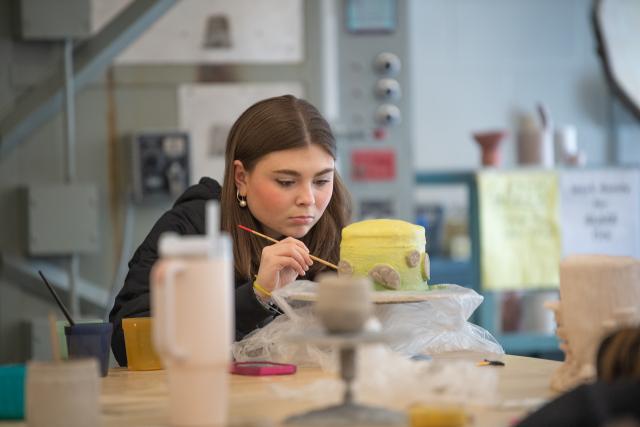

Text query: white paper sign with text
(560, 169), (640, 257)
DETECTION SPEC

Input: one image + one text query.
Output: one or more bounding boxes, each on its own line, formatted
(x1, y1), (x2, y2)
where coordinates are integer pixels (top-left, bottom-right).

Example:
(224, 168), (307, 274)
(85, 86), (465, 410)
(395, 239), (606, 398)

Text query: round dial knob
(375, 78), (401, 100)
(375, 104), (401, 126)
(373, 52), (401, 76)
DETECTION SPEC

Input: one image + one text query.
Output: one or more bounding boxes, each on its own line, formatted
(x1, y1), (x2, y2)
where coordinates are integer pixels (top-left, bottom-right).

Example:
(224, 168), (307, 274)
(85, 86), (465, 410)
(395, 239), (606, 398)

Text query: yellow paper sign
(478, 171), (561, 290)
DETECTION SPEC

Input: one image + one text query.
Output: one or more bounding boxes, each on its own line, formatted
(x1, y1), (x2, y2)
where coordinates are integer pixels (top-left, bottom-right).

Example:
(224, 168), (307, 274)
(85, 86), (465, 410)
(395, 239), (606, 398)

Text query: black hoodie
(108, 177), (276, 367)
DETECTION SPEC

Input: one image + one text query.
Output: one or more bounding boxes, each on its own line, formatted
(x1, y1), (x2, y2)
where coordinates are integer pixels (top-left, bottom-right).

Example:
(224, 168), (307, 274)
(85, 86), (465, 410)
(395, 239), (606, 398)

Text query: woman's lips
(289, 216), (314, 225)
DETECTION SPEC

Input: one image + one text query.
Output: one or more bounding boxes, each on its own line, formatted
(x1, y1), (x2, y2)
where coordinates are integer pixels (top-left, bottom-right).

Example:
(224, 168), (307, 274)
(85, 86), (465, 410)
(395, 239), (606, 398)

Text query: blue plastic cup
(0, 364), (26, 420)
(65, 323), (113, 377)
(56, 319), (104, 360)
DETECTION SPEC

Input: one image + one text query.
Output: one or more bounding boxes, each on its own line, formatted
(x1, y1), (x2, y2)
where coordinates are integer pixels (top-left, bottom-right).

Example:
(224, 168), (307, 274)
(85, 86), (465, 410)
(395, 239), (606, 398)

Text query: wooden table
(1, 354), (560, 427)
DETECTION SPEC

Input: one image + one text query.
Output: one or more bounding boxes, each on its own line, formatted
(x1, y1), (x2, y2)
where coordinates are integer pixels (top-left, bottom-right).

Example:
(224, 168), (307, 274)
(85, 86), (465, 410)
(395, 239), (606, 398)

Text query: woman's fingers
(279, 237), (313, 267)
(282, 236), (310, 253)
(262, 252), (305, 277)
(273, 255), (307, 277)
(263, 241), (313, 272)
(256, 238), (316, 290)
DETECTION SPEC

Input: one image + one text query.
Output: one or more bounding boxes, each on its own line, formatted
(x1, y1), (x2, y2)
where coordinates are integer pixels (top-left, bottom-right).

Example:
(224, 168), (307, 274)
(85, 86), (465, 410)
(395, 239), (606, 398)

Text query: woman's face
(234, 144), (335, 239)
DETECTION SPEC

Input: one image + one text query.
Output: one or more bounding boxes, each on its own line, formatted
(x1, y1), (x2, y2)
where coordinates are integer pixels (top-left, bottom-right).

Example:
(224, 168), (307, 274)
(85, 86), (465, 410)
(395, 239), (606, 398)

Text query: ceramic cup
(520, 291), (557, 334)
(65, 322), (113, 377)
(517, 128), (554, 167)
(122, 317), (163, 371)
(56, 319), (103, 360)
(26, 359), (100, 427)
(315, 274), (373, 334)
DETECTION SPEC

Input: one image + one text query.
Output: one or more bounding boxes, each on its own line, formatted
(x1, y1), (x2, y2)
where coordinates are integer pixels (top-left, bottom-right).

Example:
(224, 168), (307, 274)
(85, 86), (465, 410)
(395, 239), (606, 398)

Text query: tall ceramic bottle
(151, 201), (233, 426)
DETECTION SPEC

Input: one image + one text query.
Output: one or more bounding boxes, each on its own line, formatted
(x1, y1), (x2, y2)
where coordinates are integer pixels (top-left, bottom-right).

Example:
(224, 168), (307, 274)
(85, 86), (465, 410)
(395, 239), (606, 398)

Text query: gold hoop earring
(236, 190), (247, 208)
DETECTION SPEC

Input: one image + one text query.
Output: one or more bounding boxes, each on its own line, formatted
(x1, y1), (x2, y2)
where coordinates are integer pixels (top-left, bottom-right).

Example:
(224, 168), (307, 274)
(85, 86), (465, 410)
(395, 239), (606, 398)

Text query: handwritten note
(478, 171), (561, 290)
(560, 169), (640, 257)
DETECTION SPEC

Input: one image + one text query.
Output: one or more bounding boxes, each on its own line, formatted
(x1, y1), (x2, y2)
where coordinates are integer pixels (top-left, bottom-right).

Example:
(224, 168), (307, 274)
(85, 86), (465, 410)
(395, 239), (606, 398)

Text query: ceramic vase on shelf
(472, 130), (507, 167)
(516, 105), (554, 167)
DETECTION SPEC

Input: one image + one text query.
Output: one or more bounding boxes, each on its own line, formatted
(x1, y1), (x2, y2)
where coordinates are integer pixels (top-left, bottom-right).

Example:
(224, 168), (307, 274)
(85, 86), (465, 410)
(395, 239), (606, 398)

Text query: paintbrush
(237, 224), (338, 270)
(38, 270), (76, 326)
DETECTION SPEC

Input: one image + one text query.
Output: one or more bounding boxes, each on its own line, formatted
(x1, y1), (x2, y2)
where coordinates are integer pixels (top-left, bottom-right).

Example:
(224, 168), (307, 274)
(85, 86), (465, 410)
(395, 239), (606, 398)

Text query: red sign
(351, 149), (396, 181)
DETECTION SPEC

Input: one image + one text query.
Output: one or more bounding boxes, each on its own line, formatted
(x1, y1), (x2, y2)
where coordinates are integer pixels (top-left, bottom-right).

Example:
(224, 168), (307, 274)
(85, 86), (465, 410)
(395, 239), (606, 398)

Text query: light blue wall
(409, 0), (639, 170)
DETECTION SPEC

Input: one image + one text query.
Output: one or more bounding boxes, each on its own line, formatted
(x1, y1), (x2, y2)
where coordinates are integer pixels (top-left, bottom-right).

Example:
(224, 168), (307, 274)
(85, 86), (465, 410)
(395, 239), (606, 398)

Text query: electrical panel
(336, 0), (414, 221)
(131, 132), (190, 203)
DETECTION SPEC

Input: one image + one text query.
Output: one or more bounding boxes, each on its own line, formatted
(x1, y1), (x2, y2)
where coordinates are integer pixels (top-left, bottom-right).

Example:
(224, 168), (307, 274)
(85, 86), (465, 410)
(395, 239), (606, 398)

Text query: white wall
(409, 0), (618, 171)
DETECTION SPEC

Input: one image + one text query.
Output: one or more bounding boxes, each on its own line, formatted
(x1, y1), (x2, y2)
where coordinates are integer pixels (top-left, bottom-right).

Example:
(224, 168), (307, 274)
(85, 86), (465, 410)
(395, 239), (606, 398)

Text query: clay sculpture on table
(545, 255), (640, 391)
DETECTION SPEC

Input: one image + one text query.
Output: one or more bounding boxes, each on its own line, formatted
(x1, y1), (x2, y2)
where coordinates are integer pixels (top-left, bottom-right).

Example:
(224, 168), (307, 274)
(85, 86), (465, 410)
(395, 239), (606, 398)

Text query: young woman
(109, 95), (351, 366)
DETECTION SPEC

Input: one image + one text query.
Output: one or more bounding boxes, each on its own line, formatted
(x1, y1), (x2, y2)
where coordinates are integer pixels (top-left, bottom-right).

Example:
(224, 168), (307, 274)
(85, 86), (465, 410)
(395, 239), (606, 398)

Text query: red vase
(473, 130), (507, 167)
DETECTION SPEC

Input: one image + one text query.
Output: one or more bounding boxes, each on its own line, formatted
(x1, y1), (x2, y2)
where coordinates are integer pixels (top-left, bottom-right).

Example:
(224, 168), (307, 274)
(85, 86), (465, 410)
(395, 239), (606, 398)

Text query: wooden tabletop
(1, 354), (561, 427)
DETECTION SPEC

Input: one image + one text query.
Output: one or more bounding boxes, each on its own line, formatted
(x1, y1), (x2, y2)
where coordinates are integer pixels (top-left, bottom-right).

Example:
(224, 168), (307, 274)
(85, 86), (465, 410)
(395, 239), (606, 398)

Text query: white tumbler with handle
(151, 201), (233, 427)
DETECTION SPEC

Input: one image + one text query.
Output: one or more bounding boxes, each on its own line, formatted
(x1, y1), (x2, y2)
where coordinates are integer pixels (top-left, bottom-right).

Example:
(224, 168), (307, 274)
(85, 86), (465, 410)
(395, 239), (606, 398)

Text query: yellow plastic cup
(122, 317), (163, 371)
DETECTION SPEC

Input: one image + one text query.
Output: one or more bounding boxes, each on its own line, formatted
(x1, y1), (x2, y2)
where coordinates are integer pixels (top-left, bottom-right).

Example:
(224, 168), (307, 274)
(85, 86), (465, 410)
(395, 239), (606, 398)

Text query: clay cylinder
(315, 275), (373, 334)
(517, 128), (554, 167)
(26, 359), (101, 427)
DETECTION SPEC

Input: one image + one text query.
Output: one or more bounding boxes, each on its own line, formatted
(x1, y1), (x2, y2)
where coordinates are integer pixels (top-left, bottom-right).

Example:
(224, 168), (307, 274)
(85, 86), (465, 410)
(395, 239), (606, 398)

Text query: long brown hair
(221, 95), (351, 280)
(596, 326), (640, 383)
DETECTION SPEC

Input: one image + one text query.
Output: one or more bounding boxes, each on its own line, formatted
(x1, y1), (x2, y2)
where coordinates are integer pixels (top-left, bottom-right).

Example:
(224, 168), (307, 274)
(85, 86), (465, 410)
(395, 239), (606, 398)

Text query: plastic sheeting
(233, 281), (503, 368)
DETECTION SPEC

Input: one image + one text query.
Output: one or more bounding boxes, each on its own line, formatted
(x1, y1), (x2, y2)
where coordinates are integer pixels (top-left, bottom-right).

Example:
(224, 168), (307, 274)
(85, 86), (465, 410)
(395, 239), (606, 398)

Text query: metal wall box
(27, 184), (99, 255)
(19, 0), (127, 40)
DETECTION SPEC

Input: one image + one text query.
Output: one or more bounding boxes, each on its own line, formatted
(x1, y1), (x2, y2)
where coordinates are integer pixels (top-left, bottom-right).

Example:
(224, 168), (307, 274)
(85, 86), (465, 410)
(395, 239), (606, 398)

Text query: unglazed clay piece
(369, 264), (401, 290)
(26, 359), (101, 427)
(315, 275), (373, 333)
(406, 250), (420, 267)
(338, 260), (354, 277)
(422, 252), (430, 281)
(547, 255), (640, 392)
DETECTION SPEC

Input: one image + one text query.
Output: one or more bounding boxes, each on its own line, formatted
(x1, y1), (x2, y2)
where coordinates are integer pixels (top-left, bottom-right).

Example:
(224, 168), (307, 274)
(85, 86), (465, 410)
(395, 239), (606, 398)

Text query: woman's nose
(296, 184), (315, 206)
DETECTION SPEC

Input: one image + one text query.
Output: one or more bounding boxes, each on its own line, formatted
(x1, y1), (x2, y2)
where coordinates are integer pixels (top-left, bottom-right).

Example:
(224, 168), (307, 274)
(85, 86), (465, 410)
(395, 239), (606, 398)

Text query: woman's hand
(255, 237), (314, 293)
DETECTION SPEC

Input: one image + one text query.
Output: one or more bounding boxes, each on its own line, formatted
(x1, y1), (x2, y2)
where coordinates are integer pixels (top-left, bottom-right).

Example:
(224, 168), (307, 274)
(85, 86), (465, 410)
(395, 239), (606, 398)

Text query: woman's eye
(314, 179), (331, 186)
(276, 180), (295, 187)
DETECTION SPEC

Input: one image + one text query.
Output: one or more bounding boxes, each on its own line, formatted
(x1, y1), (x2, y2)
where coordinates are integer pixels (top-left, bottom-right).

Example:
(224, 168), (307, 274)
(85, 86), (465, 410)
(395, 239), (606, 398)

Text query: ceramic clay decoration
(546, 255), (640, 391)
